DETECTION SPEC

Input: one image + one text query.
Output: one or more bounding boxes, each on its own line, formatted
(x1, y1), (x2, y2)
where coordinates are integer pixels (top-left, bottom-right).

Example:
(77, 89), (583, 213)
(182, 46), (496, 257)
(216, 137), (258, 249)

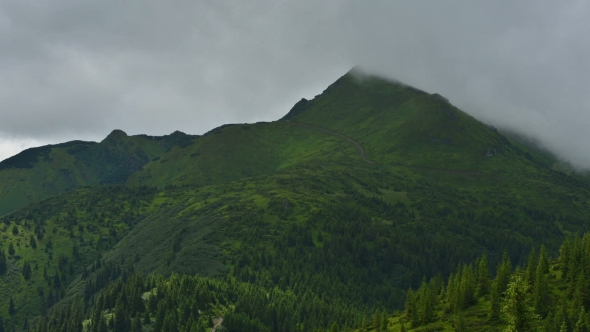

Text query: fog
(1, 1), (589, 168)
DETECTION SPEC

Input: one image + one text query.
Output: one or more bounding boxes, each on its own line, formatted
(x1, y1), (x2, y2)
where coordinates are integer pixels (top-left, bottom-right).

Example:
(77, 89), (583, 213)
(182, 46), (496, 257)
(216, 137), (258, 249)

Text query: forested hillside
(1, 70), (590, 331)
(5, 232), (590, 332)
(373, 233), (590, 332)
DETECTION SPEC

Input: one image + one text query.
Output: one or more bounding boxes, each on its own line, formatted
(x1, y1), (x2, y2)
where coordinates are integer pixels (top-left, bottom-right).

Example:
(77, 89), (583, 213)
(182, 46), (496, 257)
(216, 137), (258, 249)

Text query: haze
(1, 1), (589, 168)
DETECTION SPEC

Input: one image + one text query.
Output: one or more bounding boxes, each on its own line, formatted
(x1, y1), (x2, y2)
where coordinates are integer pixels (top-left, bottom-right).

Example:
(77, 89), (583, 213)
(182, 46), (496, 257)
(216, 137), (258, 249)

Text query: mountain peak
(103, 129), (128, 142)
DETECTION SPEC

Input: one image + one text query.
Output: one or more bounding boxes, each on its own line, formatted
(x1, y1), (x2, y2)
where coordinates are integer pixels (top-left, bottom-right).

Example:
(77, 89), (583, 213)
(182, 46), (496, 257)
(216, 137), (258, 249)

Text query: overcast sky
(1, 1), (590, 168)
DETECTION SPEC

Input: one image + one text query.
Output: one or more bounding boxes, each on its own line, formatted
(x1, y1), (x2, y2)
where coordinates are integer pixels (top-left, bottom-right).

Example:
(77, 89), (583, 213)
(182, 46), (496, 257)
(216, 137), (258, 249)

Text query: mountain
(1, 69), (590, 331)
(0, 130), (196, 216)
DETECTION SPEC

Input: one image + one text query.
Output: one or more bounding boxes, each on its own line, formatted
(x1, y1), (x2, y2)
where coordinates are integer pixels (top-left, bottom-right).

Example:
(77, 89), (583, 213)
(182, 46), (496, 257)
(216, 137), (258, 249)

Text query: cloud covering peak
(1, 1), (590, 168)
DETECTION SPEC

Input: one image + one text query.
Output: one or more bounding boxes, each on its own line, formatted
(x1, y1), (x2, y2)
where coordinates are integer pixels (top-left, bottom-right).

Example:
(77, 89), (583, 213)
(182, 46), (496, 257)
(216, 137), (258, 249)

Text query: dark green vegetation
(0, 130), (196, 215)
(365, 233), (590, 332)
(1, 69), (590, 331)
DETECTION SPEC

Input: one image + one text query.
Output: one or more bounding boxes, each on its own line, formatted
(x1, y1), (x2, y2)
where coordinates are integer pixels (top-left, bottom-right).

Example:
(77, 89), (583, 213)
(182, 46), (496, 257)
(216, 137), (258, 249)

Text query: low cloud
(1, 1), (590, 168)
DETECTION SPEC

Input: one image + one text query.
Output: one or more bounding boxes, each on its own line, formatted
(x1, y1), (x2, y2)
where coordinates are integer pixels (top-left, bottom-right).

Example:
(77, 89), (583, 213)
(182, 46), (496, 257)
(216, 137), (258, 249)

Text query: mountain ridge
(2, 70), (590, 331)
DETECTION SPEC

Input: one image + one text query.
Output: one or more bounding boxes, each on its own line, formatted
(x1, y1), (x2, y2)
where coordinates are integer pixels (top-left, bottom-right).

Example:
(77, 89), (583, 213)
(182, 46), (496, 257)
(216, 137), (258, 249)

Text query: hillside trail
(284, 120), (376, 164)
(211, 317), (223, 331)
(284, 120), (486, 177)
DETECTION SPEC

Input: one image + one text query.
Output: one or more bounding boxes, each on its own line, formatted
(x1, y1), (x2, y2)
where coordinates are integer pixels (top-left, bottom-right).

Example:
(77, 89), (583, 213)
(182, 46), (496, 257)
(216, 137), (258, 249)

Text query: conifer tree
(8, 242), (14, 256)
(0, 316), (4, 332)
(30, 235), (36, 249)
(114, 304), (131, 332)
(496, 252), (512, 296)
(476, 255), (491, 297)
(143, 309), (151, 325)
(380, 311), (388, 332)
(539, 245), (549, 274)
(488, 281), (501, 322)
(502, 276), (541, 332)
(163, 311), (179, 332)
(574, 306), (587, 332)
(97, 312), (109, 332)
(444, 272), (457, 313)
(533, 256), (550, 317)
(525, 249), (537, 287)
(8, 297), (15, 315)
(417, 280), (435, 325)
(0, 250), (6, 275)
(455, 314), (466, 332)
(329, 322), (339, 332)
(72, 243), (80, 259)
(573, 272), (589, 310)
(373, 310), (382, 331)
(460, 264), (476, 307)
(22, 260), (32, 280)
(404, 289), (418, 327)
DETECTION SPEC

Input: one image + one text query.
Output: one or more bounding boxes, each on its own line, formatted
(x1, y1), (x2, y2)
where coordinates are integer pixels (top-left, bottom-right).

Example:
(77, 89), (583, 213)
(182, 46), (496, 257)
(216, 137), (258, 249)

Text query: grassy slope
(127, 121), (359, 187)
(0, 131), (196, 216)
(128, 70), (590, 217)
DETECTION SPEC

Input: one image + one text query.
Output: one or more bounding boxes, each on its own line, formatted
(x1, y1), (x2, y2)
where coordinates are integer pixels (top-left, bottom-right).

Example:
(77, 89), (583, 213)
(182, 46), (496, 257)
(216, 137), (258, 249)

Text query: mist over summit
(2, 1), (590, 171)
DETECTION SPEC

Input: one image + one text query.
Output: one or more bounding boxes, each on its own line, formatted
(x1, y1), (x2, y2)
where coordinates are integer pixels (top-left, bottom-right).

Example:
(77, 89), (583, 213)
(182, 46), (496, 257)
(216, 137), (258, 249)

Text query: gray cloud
(1, 0), (590, 168)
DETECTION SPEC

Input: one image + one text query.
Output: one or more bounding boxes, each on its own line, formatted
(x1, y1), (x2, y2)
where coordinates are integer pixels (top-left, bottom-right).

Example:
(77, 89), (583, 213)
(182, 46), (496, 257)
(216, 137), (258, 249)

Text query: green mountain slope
(127, 121), (358, 187)
(283, 70), (545, 175)
(1, 69), (590, 331)
(0, 130), (196, 216)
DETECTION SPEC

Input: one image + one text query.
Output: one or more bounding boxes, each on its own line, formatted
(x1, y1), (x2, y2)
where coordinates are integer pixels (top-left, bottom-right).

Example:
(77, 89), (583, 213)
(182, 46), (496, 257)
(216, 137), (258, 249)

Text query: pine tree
(380, 311), (388, 332)
(417, 279), (435, 324)
(573, 272), (588, 310)
(374, 310), (382, 331)
(132, 314), (143, 332)
(11, 225), (18, 236)
(30, 235), (36, 249)
(97, 312), (109, 332)
(329, 322), (339, 332)
(488, 280), (501, 322)
(0, 250), (6, 275)
(404, 289), (418, 327)
(114, 304), (131, 332)
(8, 297), (15, 315)
(444, 272), (457, 313)
(496, 252), (512, 296)
(8, 242), (15, 256)
(574, 306), (587, 332)
(533, 256), (550, 317)
(22, 260), (32, 280)
(162, 312), (177, 332)
(476, 255), (491, 297)
(455, 314), (466, 332)
(72, 243), (80, 259)
(460, 264), (476, 308)
(143, 309), (151, 325)
(539, 245), (549, 274)
(502, 276), (542, 332)
(525, 249), (537, 287)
